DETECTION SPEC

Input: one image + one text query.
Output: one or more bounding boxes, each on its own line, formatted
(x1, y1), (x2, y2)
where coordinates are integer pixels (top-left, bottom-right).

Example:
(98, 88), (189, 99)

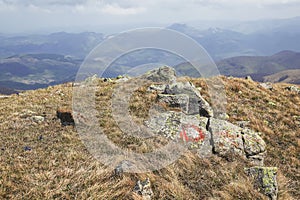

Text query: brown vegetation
(0, 76), (299, 199)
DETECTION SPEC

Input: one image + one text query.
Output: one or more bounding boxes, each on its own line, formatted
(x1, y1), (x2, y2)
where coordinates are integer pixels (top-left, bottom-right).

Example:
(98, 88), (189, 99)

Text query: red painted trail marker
(180, 125), (205, 143)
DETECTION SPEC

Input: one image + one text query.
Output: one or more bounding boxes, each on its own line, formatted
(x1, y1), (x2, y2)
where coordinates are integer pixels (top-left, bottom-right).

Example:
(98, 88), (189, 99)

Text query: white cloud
(101, 3), (145, 15)
(1, 0), (300, 33)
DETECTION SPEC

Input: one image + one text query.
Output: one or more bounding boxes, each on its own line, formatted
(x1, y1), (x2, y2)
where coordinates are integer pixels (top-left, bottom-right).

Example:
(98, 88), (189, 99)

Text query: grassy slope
(0, 77), (299, 199)
(263, 69), (300, 84)
(217, 51), (300, 81)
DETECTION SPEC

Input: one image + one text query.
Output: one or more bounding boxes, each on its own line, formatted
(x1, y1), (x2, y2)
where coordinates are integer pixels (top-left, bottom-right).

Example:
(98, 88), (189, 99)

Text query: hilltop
(217, 50), (300, 82)
(0, 69), (299, 199)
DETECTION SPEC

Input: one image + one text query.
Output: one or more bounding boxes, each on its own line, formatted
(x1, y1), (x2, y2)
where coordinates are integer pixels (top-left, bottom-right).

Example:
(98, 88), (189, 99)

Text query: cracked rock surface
(134, 66), (274, 199)
(144, 66), (266, 165)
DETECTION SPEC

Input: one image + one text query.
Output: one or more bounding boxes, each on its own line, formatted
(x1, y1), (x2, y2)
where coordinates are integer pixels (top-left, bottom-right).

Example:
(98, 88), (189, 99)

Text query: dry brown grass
(0, 77), (299, 199)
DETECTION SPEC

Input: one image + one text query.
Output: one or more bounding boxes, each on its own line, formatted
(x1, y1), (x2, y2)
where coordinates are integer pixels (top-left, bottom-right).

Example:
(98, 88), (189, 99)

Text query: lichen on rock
(245, 167), (278, 200)
(133, 178), (153, 200)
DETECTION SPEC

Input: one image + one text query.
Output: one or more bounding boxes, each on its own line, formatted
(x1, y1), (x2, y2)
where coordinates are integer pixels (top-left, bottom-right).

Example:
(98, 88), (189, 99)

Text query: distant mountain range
(0, 54), (80, 90)
(1, 50), (299, 91)
(217, 50), (300, 83)
(0, 86), (17, 95)
(0, 32), (103, 59)
(1, 17), (300, 90)
(168, 21), (300, 60)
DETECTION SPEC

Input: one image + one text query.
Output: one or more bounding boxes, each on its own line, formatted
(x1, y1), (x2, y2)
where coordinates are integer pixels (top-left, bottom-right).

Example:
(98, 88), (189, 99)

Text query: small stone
(24, 146), (32, 151)
(31, 116), (45, 123)
(116, 76), (130, 83)
(148, 84), (166, 92)
(57, 108), (75, 126)
(133, 178), (153, 200)
(245, 76), (253, 81)
(114, 160), (133, 178)
(85, 74), (98, 84)
(216, 113), (230, 120)
(242, 129), (266, 155)
(236, 120), (250, 128)
(285, 85), (300, 93)
(259, 83), (273, 91)
(103, 78), (112, 82)
(20, 110), (36, 118)
(245, 167), (278, 200)
(38, 135), (43, 141)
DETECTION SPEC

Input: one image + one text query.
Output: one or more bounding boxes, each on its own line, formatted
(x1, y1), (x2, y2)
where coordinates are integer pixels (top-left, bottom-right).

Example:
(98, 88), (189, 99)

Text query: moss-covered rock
(245, 167), (278, 200)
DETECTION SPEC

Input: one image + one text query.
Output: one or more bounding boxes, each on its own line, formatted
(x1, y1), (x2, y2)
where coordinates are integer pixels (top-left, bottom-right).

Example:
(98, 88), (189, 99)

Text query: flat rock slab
(209, 118), (244, 157)
(163, 81), (213, 117)
(145, 111), (212, 156)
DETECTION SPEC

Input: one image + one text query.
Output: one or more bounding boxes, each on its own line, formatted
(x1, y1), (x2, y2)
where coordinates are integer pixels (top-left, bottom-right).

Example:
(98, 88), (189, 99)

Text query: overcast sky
(1, 0), (300, 34)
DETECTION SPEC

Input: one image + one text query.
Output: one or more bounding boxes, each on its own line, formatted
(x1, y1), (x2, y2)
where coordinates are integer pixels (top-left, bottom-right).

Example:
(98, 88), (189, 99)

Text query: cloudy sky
(1, 0), (300, 33)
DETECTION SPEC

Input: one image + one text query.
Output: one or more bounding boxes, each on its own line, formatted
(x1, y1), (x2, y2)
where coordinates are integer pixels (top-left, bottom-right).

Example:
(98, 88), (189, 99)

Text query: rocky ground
(0, 67), (299, 199)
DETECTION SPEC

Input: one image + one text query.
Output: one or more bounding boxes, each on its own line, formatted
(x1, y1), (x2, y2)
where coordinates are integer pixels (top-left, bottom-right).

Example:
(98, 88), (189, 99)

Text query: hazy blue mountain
(0, 86), (17, 95)
(228, 16), (300, 34)
(217, 50), (300, 81)
(168, 19), (300, 60)
(0, 54), (81, 90)
(1, 17), (300, 90)
(0, 32), (104, 59)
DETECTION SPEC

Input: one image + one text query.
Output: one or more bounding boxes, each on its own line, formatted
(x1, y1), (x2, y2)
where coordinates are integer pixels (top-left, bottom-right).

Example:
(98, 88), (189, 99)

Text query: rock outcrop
(130, 66), (275, 199)
(144, 66), (266, 165)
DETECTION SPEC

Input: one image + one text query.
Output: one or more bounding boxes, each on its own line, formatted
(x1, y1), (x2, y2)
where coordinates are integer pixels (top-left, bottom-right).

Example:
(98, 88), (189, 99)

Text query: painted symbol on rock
(180, 124), (205, 143)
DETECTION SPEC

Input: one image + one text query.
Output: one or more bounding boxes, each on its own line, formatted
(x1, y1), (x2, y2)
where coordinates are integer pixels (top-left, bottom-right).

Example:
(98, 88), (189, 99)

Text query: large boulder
(209, 118), (244, 158)
(145, 111), (212, 156)
(209, 118), (266, 164)
(142, 66), (176, 83)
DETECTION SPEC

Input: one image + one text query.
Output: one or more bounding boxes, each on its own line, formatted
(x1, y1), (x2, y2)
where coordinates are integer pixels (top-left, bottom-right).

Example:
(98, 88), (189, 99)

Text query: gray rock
(133, 178), (153, 200)
(285, 85), (300, 93)
(57, 108), (75, 126)
(259, 83), (273, 91)
(164, 81), (213, 117)
(245, 167), (278, 200)
(20, 110), (36, 118)
(209, 118), (244, 158)
(157, 94), (189, 113)
(245, 76), (253, 81)
(242, 128), (266, 166)
(115, 76), (130, 83)
(147, 84), (166, 92)
(145, 111), (212, 155)
(31, 116), (45, 123)
(114, 160), (133, 178)
(236, 120), (250, 128)
(247, 153), (265, 166)
(146, 111), (207, 139)
(215, 113), (230, 120)
(143, 66), (176, 83)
